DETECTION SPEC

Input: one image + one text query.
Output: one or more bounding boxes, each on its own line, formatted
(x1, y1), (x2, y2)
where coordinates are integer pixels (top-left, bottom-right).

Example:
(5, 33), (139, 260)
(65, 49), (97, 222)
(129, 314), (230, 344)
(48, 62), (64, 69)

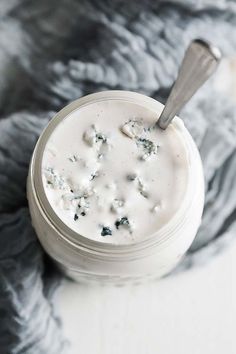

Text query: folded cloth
(1, 0), (236, 352)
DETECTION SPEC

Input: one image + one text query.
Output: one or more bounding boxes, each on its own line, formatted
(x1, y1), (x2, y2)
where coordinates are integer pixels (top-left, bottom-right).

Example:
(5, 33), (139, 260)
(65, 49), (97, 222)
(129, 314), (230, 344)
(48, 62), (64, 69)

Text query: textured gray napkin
(1, 0), (236, 353)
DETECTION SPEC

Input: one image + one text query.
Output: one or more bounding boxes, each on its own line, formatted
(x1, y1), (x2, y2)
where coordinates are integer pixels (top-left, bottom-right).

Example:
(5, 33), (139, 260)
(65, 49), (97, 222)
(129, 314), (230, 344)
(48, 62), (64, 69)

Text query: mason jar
(27, 91), (204, 282)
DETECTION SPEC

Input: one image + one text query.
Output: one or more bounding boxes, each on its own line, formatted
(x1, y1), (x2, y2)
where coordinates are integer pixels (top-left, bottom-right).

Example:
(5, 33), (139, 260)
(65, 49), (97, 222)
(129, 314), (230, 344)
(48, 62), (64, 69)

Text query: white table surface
(56, 59), (236, 354)
(57, 242), (236, 354)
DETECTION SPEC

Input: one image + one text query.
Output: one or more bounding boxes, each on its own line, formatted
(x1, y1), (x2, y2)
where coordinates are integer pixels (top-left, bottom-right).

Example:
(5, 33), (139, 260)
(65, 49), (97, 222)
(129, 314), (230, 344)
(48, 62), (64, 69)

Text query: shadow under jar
(27, 91), (204, 283)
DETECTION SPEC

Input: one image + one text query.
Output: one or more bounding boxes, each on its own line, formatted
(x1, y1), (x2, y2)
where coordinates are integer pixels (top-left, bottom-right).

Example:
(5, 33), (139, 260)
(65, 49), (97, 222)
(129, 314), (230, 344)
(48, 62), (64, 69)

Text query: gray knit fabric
(1, 0), (236, 352)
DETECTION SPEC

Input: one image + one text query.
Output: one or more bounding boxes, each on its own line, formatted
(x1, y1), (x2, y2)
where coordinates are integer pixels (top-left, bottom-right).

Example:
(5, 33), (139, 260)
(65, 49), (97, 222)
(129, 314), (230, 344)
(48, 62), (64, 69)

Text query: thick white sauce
(42, 100), (189, 244)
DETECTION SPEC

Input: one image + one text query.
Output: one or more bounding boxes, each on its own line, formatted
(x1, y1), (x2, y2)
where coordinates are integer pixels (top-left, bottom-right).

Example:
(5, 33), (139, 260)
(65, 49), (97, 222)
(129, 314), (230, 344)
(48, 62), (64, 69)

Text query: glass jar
(27, 91), (204, 282)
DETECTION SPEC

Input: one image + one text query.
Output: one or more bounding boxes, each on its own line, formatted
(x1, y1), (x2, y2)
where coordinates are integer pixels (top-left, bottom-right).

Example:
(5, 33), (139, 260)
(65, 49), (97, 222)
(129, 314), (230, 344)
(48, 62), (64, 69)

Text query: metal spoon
(158, 39), (222, 130)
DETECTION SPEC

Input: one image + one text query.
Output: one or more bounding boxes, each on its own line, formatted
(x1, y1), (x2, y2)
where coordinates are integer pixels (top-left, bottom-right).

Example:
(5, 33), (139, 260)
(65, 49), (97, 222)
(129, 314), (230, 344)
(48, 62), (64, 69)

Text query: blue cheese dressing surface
(42, 99), (188, 244)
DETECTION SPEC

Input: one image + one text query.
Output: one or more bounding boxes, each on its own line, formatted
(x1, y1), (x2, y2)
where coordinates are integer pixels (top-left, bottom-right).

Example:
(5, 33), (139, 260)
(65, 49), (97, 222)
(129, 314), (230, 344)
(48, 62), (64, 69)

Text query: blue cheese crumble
(121, 120), (159, 160)
(127, 173), (149, 199)
(83, 124), (112, 157)
(136, 138), (159, 160)
(44, 167), (68, 190)
(60, 188), (93, 217)
(115, 217), (133, 233)
(121, 119), (144, 138)
(101, 226), (112, 236)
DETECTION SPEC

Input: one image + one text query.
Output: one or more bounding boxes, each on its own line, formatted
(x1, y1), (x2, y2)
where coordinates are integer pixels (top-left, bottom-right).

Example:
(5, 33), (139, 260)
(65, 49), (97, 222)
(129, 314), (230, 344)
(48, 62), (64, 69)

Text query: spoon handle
(158, 39), (221, 130)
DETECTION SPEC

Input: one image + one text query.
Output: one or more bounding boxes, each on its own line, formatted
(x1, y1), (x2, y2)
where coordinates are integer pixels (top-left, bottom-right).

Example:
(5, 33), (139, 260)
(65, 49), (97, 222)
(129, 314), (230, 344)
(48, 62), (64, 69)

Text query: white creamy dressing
(42, 100), (189, 244)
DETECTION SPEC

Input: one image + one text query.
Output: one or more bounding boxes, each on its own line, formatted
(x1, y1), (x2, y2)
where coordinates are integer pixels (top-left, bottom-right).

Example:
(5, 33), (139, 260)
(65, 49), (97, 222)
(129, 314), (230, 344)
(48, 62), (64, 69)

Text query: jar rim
(31, 90), (198, 254)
